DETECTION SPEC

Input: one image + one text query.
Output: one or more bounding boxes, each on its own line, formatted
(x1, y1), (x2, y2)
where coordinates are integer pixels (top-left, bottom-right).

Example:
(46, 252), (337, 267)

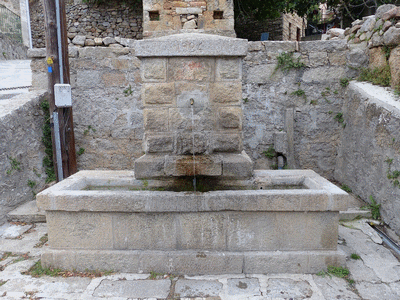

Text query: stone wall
(282, 13), (305, 41)
(29, 47), (144, 170)
(29, 0), (143, 48)
(29, 39), (362, 180)
(0, 32), (27, 59)
(0, 91), (47, 223)
(235, 14), (305, 42)
(235, 15), (283, 42)
(27, 38), (400, 235)
(335, 82), (400, 234)
(0, 0), (20, 16)
(242, 40), (361, 178)
(142, 0), (235, 38)
(342, 4), (400, 89)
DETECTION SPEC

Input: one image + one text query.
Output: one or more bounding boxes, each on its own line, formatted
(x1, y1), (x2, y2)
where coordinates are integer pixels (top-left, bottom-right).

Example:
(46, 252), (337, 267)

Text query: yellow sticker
(46, 57), (53, 65)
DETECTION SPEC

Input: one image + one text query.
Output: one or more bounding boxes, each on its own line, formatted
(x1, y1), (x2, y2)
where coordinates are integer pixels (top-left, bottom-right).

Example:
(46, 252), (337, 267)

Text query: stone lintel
(135, 33), (248, 57)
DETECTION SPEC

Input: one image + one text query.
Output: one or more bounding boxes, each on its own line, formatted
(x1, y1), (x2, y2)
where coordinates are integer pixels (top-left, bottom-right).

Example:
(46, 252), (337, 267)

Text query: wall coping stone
(135, 33), (249, 57)
(350, 81), (400, 117)
(0, 90), (47, 119)
(27, 48), (46, 58)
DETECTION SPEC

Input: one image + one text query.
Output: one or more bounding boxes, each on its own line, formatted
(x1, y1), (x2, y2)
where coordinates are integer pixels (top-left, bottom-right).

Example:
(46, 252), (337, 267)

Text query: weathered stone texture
(142, 0), (235, 38)
(0, 91), (47, 224)
(335, 82), (400, 236)
(142, 83), (175, 105)
(389, 46), (400, 88)
(0, 33), (27, 60)
(242, 40), (351, 177)
(369, 47), (388, 69)
(29, 0), (143, 48)
(28, 40), (355, 179)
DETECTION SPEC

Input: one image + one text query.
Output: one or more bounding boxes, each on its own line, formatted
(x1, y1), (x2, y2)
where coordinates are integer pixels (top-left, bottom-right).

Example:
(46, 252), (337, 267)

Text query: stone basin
(37, 169), (350, 275)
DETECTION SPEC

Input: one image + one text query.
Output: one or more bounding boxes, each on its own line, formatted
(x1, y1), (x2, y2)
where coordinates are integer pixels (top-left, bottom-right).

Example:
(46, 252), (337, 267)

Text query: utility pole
(43, 0), (77, 181)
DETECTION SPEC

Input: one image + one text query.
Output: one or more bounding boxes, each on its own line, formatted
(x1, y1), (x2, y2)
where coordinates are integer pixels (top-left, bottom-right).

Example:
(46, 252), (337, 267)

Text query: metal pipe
(55, 0), (63, 84)
(53, 112), (64, 181)
(26, 0), (32, 49)
(370, 223), (400, 257)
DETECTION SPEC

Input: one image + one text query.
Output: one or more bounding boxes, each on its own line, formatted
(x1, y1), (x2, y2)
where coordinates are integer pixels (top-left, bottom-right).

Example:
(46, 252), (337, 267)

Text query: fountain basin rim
(36, 170), (350, 213)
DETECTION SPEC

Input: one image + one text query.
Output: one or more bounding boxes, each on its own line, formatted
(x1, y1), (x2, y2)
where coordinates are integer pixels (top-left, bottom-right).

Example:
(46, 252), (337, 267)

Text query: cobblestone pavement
(0, 220), (399, 300)
(0, 60), (32, 100)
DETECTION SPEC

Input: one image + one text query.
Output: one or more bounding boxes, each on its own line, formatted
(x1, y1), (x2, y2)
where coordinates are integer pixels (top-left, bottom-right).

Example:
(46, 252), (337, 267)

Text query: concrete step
(339, 208), (372, 221)
(339, 193), (372, 221)
(7, 200), (46, 223)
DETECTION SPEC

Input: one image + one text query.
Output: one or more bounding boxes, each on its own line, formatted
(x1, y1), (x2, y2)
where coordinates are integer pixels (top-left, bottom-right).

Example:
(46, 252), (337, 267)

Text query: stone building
(142, 0), (235, 38)
(235, 13), (306, 41)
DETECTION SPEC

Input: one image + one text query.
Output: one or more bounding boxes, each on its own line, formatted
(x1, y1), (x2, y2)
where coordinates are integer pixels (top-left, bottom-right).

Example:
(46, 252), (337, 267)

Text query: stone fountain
(37, 0), (349, 274)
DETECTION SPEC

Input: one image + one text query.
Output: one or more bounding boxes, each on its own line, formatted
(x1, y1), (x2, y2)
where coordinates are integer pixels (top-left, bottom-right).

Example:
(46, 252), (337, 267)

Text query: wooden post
(43, 0), (77, 181)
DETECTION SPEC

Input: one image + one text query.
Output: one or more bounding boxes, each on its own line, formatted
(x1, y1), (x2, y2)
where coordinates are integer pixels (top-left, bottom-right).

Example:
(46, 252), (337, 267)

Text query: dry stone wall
(29, 0), (143, 48)
(0, 91), (47, 223)
(326, 4), (400, 90)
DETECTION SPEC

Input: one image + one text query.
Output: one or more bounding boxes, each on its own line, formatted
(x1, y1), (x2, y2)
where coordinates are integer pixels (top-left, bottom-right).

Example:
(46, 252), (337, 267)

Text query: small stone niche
(149, 11), (160, 21)
(213, 11), (224, 19)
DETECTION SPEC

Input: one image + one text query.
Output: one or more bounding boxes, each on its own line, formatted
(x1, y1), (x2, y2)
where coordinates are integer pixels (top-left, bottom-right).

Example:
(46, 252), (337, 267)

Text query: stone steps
(6, 200), (46, 223)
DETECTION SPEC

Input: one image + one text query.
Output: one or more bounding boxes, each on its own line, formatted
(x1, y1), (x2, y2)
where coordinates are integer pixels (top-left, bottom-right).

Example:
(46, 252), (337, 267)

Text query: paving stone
(344, 257), (381, 283)
(175, 279), (222, 297)
(92, 279), (171, 298)
(264, 278), (313, 299)
(356, 282), (400, 300)
(312, 275), (361, 299)
(1, 224), (32, 239)
(339, 225), (400, 283)
(226, 278), (261, 296)
(0, 223), (47, 256)
(6, 200), (46, 223)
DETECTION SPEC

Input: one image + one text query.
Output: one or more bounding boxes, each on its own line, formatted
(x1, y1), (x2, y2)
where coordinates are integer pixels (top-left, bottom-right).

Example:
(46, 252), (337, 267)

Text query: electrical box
(54, 84), (72, 107)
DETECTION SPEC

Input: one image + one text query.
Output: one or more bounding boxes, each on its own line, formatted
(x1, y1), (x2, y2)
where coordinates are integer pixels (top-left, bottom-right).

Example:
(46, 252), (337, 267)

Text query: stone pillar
(134, 33), (253, 179)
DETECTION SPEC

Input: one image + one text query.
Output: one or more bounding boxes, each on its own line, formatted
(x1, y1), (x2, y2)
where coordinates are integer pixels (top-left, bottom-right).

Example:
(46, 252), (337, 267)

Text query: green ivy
(40, 99), (56, 183)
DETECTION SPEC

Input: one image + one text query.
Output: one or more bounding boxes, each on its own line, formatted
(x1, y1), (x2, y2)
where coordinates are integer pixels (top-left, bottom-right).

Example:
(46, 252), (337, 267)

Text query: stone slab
(7, 200), (46, 223)
(93, 279), (171, 298)
(135, 33), (248, 57)
(107, 210), (339, 252)
(37, 170), (350, 213)
(227, 278), (261, 296)
(175, 279), (222, 297)
(40, 249), (346, 275)
(164, 154), (222, 177)
(265, 278), (313, 299)
(313, 275), (361, 299)
(1, 224), (32, 239)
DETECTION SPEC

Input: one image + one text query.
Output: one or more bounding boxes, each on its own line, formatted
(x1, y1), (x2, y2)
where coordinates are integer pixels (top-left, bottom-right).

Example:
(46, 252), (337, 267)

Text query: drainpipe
(26, 0), (32, 49)
(55, 0), (63, 83)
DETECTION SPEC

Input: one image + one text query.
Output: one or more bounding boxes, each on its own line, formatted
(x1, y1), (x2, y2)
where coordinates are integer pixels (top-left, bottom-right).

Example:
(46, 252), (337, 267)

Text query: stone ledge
(41, 249), (346, 275)
(135, 33), (248, 57)
(37, 169), (350, 212)
(134, 152), (253, 179)
(349, 81), (400, 116)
